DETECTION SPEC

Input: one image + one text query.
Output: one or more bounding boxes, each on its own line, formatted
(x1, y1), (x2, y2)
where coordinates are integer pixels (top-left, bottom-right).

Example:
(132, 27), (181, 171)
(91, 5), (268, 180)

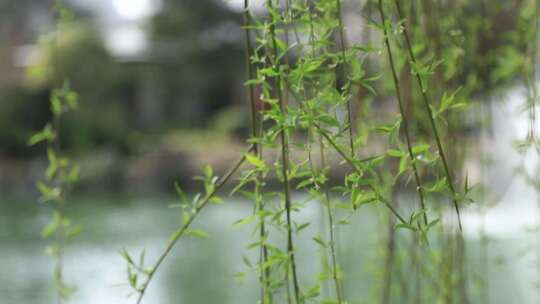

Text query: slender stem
(243, 1), (271, 302)
(265, 0), (301, 302)
(391, 0), (462, 230)
(411, 234), (422, 304)
(456, 232), (469, 304)
(335, 0), (355, 156)
(376, 0), (428, 226)
(314, 123), (407, 225)
(55, 206), (64, 304)
(381, 210), (395, 304)
(135, 148), (252, 304)
(305, 3), (344, 300)
(244, 0), (259, 141)
(49, 6), (70, 300)
(439, 225), (450, 303)
(319, 135), (344, 303)
(52, 114), (65, 304)
(526, 0), (540, 143)
(333, 1), (350, 277)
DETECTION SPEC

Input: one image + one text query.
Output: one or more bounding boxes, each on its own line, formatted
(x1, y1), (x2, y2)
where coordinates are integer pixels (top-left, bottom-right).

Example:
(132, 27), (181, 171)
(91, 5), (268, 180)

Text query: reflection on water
(0, 192), (537, 303)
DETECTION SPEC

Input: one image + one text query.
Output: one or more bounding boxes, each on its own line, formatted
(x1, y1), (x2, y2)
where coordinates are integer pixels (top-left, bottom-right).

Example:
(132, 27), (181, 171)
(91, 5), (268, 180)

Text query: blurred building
(1, 0), (248, 152)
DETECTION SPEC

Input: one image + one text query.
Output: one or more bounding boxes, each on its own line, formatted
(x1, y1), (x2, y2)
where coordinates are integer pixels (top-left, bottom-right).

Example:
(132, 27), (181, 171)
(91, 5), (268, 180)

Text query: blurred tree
(148, 0), (246, 128)
(33, 22), (135, 154)
(0, 0), (52, 88)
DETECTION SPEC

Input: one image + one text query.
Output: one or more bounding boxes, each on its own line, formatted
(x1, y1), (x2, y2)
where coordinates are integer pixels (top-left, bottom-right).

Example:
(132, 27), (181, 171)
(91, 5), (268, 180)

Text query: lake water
(1, 192), (538, 304)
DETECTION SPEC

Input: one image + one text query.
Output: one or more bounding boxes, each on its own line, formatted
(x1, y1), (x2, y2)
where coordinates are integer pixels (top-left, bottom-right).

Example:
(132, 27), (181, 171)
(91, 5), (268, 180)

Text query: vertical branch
(51, 7), (66, 304)
(376, 0), (428, 226)
(244, 0), (259, 141)
(456, 232), (469, 304)
(304, 2), (344, 301)
(381, 210), (396, 304)
(243, 1), (271, 302)
(392, 0), (463, 230)
(319, 135), (344, 303)
(442, 227), (454, 304)
(52, 113), (65, 304)
(265, 0), (301, 302)
(31, 3), (80, 301)
(335, 0), (356, 156)
(410, 234), (422, 304)
(525, 0), (540, 143)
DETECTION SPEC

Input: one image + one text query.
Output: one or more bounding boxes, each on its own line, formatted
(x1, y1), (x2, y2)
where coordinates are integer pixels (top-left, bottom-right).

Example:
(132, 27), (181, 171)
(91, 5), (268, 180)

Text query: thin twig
(391, 0), (462, 230)
(136, 148), (253, 304)
(319, 135), (344, 303)
(335, 0), (355, 156)
(314, 123), (407, 225)
(243, 1), (271, 302)
(306, 2), (344, 301)
(265, 0), (301, 301)
(376, 0), (429, 226)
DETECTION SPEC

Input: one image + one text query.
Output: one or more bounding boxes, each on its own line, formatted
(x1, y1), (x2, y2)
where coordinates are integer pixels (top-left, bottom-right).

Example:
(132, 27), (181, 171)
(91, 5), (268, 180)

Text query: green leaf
(244, 78), (264, 86)
(66, 225), (82, 239)
(170, 227), (184, 241)
(410, 209), (427, 224)
(242, 255), (253, 268)
(185, 229), (209, 239)
(209, 196), (224, 205)
(120, 248), (135, 265)
(313, 236), (327, 248)
(233, 271), (246, 280)
(182, 210), (191, 224)
(203, 165), (213, 179)
(395, 223), (417, 231)
(296, 178), (313, 190)
(45, 163), (57, 181)
(304, 284), (321, 299)
(245, 153), (265, 169)
(28, 124), (55, 146)
(387, 149), (405, 157)
(68, 165), (79, 183)
(174, 181), (188, 204)
(51, 95), (62, 116)
(426, 178), (448, 193)
(426, 218), (440, 230)
(65, 91), (79, 109)
(37, 181), (60, 202)
(354, 192), (377, 208)
(41, 212), (61, 238)
(398, 156), (408, 176)
(412, 144), (430, 154)
(233, 215), (257, 227)
(317, 113), (340, 128)
(296, 222), (310, 233)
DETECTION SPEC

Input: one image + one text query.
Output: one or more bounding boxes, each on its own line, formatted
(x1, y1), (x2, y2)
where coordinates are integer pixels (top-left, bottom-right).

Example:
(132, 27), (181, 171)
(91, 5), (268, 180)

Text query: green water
(0, 195), (536, 303)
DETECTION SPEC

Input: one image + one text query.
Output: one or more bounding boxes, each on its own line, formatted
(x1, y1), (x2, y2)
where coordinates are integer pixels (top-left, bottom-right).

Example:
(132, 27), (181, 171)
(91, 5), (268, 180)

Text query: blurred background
(0, 0), (257, 195)
(2, 0), (540, 303)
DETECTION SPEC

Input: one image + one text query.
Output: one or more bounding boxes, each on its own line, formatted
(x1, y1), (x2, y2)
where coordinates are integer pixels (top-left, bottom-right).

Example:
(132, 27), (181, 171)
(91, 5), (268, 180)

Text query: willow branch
(136, 147), (253, 304)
